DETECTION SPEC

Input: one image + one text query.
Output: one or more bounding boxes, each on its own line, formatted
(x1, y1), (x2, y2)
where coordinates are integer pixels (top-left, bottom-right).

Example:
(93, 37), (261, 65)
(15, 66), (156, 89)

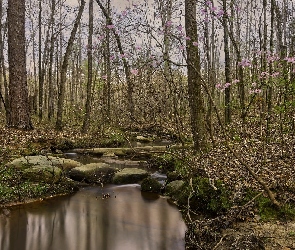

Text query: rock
(22, 166), (62, 183)
(136, 135), (153, 143)
(69, 163), (117, 184)
(165, 180), (185, 200)
(141, 177), (162, 193)
(151, 171), (167, 185)
(6, 155), (82, 184)
(7, 155), (82, 171)
(112, 168), (149, 184)
(167, 171), (182, 182)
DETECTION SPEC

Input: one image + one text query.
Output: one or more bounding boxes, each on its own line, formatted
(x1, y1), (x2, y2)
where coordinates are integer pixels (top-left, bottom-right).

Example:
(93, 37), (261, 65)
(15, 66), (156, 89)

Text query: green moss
(100, 130), (125, 147)
(141, 177), (162, 193)
(0, 165), (76, 205)
(169, 177), (231, 215)
(148, 154), (183, 173)
(242, 190), (295, 221)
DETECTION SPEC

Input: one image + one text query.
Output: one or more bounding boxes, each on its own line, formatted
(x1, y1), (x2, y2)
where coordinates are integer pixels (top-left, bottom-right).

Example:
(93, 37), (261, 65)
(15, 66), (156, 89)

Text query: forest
(0, 0), (295, 249)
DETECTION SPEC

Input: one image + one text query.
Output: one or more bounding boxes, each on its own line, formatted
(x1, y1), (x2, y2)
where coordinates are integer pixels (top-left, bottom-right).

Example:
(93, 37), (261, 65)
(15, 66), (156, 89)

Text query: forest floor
(0, 119), (294, 249)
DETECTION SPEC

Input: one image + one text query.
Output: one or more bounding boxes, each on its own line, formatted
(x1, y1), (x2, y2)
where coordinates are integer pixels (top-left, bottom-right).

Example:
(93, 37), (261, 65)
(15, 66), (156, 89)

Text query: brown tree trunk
(48, 0), (56, 120)
(222, 0), (231, 124)
(82, 0), (94, 133)
(7, 0), (33, 129)
(185, 0), (207, 152)
(56, 0), (86, 130)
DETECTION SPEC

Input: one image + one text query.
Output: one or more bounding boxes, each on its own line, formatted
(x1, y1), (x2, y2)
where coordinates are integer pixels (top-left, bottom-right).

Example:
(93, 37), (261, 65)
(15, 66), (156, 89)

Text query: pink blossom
(185, 36), (191, 40)
(130, 68), (138, 75)
(106, 24), (115, 29)
(215, 83), (222, 89)
(166, 20), (173, 27)
(271, 72), (280, 77)
(260, 72), (269, 78)
(255, 89), (262, 93)
(201, 9), (207, 15)
(216, 9), (224, 18)
(224, 82), (231, 88)
(238, 59), (251, 67)
(101, 75), (107, 80)
(192, 41), (198, 46)
(285, 57), (295, 63)
(211, 6), (217, 12)
(179, 45), (185, 50)
(232, 79), (240, 83)
(177, 25), (183, 31)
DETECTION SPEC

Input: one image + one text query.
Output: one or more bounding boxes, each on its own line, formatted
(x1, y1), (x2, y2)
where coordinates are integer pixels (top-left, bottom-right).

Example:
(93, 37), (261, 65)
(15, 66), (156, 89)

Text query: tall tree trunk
(222, 0), (231, 124)
(38, 0), (43, 121)
(56, 0), (86, 130)
(48, 0), (56, 120)
(7, 0), (33, 129)
(185, 0), (207, 152)
(82, 0), (94, 133)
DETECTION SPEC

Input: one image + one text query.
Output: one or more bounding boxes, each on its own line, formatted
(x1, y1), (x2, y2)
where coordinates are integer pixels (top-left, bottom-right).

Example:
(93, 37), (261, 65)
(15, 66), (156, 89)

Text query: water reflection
(0, 185), (186, 250)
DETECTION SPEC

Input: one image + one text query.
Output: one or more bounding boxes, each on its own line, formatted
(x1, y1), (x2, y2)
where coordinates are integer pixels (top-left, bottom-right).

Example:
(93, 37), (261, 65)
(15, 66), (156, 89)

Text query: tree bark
(82, 0), (94, 133)
(185, 0), (207, 152)
(222, 0), (231, 124)
(7, 0), (33, 129)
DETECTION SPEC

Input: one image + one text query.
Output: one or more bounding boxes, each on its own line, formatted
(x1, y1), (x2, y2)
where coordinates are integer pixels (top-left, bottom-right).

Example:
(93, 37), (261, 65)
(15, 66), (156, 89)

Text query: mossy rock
(167, 171), (182, 182)
(70, 163), (117, 184)
(6, 155), (82, 171)
(112, 168), (149, 184)
(136, 135), (153, 143)
(22, 166), (62, 183)
(141, 177), (162, 193)
(165, 180), (185, 200)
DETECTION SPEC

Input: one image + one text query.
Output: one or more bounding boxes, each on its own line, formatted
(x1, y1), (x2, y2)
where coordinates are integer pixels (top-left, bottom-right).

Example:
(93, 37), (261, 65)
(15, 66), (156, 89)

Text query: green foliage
(148, 153), (182, 173)
(176, 177), (232, 215)
(242, 190), (295, 221)
(100, 129), (125, 147)
(0, 165), (75, 204)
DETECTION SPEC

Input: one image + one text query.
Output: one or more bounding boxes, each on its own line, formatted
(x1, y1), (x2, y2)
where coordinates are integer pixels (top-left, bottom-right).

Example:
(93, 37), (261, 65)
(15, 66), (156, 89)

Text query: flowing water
(0, 184), (186, 250)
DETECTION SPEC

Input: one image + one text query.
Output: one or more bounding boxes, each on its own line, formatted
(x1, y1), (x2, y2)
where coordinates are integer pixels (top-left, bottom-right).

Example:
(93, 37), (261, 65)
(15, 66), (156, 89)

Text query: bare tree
(56, 0), (86, 130)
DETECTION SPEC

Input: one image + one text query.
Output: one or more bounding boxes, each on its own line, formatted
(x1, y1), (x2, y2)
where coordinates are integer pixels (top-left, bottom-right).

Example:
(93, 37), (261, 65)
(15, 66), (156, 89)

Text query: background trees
(0, 0), (293, 148)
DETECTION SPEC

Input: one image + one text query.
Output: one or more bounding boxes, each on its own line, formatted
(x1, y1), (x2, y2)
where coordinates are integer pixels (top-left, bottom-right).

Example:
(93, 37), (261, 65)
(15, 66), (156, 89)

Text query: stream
(0, 153), (187, 250)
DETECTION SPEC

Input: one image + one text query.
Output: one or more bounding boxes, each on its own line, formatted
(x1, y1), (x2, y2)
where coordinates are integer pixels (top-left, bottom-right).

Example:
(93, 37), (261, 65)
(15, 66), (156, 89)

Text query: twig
(212, 234), (227, 250)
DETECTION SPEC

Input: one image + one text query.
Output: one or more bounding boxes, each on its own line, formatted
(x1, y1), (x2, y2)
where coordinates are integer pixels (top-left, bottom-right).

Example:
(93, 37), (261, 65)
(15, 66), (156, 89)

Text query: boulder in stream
(7, 155), (82, 171)
(141, 177), (162, 193)
(6, 155), (82, 184)
(70, 163), (117, 184)
(165, 180), (185, 200)
(22, 166), (62, 183)
(112, 168), (149, 184)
